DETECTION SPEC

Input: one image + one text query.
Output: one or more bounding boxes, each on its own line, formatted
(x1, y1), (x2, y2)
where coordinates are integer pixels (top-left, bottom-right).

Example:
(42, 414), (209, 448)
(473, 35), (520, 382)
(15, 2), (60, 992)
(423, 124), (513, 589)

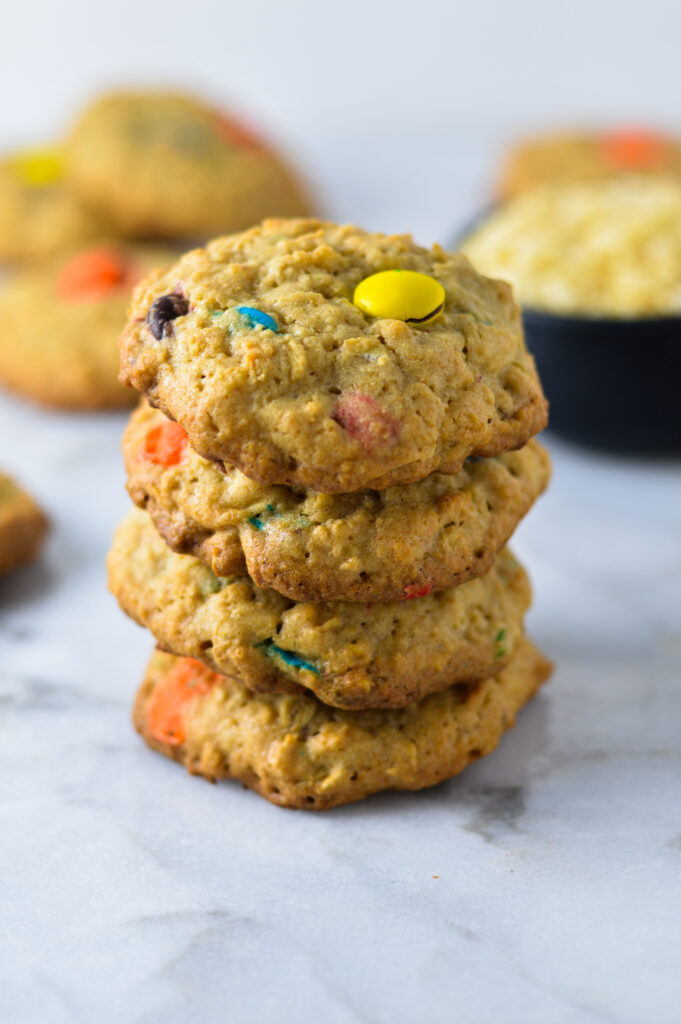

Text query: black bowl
(522, 309), (681, 453)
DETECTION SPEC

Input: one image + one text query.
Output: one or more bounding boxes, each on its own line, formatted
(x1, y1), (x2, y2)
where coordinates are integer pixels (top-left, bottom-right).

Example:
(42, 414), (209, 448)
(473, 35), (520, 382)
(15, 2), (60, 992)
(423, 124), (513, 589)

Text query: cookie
(67, 91), (311, 239)
(0, 147), (111, 264)
(0, 244), (177, 410)
(124, 401), (551, 602)
(0, 473), (48, 575)
(497, 128), (681, 199)
(120, 219), (547, 492)
(108, 508), (531, 709)
(134, 637), (551, 809)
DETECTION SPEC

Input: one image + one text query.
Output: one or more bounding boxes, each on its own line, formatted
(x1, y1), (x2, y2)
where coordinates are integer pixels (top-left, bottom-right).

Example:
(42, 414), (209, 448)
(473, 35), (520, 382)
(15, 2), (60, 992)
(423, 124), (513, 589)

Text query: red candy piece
(142, 421), (189, 466)
(599, 128), (670, 170)
(403, 582), (433, 600)
(214, 112), (265, 152)
(148, 657), (220, 746)
(57, 247), (129, 302)
(333, 392), (400, 453)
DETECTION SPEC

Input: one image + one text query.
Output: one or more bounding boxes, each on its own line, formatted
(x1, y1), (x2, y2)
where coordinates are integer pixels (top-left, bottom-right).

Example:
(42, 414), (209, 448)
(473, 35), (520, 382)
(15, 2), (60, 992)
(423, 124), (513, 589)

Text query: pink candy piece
(403, 582), (433, 600)
(333, 392), (400, 453)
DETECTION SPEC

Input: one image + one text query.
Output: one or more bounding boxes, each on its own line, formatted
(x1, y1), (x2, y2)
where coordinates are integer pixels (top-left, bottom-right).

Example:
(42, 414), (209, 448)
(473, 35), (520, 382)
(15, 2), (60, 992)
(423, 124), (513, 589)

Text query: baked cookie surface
(67, 91), (311, 239)
(134, 638), (552, 809)
(0, 473), (48, 575)
(124, 401), (551, 602)
(498, 128), (681, 199)
(0, 244), (176, 409)
(108, 508), (531, 709)
(0, 148), (110, 264)
(120, 219), (548, 492)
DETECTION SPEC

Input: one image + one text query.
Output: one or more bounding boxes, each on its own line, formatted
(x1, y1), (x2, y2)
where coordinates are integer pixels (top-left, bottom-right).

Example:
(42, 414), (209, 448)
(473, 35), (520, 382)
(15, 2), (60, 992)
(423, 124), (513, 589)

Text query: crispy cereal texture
(134, 638), (552, 810)
(464, 176), (681, 317)
(108, 508), (532, 709)
(124, 401), (551, 602)
(120, 219), (547, 492)
(0, 473), (48, 575)
(67, 91), (311, 239)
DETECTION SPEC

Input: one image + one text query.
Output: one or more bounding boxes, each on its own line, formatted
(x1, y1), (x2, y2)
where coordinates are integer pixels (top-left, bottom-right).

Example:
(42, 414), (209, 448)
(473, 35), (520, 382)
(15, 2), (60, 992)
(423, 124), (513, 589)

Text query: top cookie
(67, 91), (311, 239)
(120, 219), (548, 493)
(497, 128), (681, 199)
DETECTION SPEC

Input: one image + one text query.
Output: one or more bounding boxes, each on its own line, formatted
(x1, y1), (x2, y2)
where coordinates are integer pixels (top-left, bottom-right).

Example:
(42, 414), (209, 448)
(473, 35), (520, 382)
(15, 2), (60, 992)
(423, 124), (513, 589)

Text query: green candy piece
(258, 640), (319, 675)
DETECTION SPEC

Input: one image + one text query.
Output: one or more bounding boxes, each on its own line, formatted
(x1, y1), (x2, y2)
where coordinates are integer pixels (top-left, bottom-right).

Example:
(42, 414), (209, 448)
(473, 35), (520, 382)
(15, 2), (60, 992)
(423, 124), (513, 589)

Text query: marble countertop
(1, 387), (680, 1024)
(1, 120), (680, 1019)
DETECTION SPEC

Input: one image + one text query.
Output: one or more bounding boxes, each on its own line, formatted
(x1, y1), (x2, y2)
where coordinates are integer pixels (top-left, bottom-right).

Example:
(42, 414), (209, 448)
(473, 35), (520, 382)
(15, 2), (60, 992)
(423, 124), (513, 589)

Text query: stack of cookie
(0, 90), (310, 410)
(108, 219), (551, 810)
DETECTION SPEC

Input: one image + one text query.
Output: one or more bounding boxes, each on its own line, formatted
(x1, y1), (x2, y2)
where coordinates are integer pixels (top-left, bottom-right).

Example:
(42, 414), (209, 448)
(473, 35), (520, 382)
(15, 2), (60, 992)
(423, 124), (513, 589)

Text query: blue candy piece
(248, 503), (277, 530)
(235, 306), (278, 332)
(259, 640), (319, 675)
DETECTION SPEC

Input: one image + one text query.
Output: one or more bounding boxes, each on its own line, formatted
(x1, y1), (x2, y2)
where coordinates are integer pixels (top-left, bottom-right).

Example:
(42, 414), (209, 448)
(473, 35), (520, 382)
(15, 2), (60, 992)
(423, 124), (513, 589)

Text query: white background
(2, 0), (680, 241)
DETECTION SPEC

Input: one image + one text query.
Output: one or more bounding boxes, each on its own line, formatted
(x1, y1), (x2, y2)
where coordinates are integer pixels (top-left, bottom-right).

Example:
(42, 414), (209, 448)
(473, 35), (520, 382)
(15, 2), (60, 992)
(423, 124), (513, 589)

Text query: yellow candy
(11, 147), (63, 187)
(353, 269), (445, 325)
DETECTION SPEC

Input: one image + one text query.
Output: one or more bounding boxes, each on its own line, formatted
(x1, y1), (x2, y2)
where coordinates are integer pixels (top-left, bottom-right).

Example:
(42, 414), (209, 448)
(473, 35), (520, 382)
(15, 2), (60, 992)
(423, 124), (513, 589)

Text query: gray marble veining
(1, 387), (680, 1024)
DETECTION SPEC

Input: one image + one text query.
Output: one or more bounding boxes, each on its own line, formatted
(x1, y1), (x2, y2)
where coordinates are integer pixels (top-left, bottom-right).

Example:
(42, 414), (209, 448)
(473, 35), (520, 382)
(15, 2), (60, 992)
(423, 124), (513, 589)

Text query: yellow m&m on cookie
(353, 269), (445, 325)
(11, 147), (63, 187)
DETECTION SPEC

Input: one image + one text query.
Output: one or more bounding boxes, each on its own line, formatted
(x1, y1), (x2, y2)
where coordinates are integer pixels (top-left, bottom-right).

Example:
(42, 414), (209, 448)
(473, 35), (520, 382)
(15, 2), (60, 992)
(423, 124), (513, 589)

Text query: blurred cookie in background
(497, 128), (681, 200)
(0, 472), (48, 575)
(0, 147), (112, 264)
(0, 244), (177, 410)
(67, 91), (312, 239)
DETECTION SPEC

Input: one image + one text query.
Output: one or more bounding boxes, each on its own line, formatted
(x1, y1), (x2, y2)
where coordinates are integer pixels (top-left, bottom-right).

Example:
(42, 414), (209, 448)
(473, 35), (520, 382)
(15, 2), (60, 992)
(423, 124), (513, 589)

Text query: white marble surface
(1, 379), (681, 1024)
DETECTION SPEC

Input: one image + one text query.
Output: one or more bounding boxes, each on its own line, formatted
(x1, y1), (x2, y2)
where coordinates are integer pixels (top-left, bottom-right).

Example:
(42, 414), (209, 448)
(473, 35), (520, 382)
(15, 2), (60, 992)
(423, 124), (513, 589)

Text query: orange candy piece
(214, 112), (265, 152)
(599, 128), (670, 170)
(141, 421), (189, 466)
(57, 247), (130, 302)
(148, 657), (220, 746)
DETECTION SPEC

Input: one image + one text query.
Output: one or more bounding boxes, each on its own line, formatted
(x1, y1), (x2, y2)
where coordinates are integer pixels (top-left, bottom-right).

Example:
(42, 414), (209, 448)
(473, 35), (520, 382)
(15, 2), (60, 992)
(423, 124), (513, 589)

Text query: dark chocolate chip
(146, 293), (189, 340)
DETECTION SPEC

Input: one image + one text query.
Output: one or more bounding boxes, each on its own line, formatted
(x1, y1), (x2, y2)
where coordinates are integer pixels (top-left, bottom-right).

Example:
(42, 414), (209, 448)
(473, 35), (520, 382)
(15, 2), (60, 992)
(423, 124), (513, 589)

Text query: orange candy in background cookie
(599, 128), (670, 170)
(57, 247), (130, 302)
(213, 112), (266, 152)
